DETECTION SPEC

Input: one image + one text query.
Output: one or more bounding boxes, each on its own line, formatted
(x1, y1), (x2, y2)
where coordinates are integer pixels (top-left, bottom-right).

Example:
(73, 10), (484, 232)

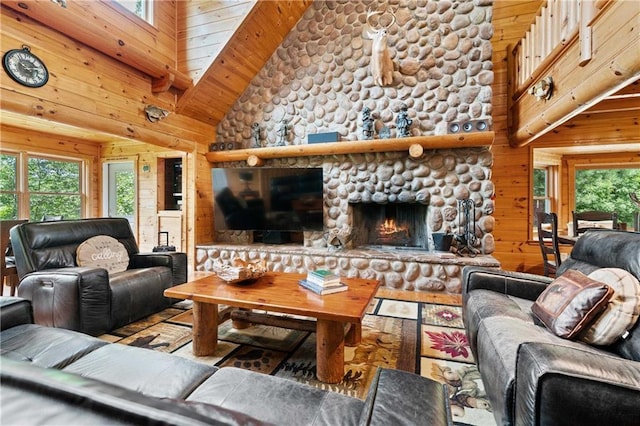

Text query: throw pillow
(76, 235), (129, 274)
(578, 268), (640, 346)
(532, 269), (614, 339)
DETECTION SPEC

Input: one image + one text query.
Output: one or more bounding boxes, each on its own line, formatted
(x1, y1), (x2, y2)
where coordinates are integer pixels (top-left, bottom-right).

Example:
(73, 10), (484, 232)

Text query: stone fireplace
(351, 203), (429, 249)
(197, 146), (499, 294)
(198, 0), (500, 293)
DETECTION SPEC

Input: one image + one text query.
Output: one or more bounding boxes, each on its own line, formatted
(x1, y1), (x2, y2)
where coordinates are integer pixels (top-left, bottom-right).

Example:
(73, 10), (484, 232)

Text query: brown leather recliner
(10, 218), (187, 336)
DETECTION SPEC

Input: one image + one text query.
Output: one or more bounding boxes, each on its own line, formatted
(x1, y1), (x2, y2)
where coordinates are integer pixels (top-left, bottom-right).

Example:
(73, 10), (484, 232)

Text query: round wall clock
(2, 45), (49, 88)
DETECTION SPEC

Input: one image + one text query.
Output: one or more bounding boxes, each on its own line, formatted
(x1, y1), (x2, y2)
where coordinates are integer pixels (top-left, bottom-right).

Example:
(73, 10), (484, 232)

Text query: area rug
(100, 299), (496, 426)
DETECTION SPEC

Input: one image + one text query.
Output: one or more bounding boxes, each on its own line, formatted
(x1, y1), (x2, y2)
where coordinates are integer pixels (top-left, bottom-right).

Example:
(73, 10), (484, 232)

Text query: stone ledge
(196, 243), (500, 294)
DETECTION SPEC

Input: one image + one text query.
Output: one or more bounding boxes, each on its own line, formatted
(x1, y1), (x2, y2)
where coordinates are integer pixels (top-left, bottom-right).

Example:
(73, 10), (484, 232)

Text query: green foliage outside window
(575, 168), (640, 226)
(28, 157), (81, 220)
(115, 170), (135, 217)
(0, 154), (18, 219)
(533, 168), (547, 197)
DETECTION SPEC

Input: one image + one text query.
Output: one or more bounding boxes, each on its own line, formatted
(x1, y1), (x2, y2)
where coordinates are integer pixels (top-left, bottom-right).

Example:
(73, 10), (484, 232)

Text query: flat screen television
(212, 167), (324, 231)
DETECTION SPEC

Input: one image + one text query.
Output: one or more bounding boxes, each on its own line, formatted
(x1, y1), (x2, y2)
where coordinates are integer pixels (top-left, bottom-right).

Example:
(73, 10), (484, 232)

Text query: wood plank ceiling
(176, 0), (313, 126)
(0, 0), (637, 146)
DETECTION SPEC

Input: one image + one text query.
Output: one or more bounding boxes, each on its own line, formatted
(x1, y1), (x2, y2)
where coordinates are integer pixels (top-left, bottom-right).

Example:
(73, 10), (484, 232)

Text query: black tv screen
(212, 168), (324, 231)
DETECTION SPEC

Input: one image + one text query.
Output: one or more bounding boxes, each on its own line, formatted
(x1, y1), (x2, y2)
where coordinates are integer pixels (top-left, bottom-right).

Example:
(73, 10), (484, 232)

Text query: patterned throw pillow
(76, 235), (130, 274)
(578, 268), (640, 346)
(532, 269), (614, 339)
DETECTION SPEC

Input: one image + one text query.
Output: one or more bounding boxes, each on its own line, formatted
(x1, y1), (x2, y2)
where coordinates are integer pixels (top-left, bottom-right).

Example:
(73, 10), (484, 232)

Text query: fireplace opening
(351, 204), (428, 249)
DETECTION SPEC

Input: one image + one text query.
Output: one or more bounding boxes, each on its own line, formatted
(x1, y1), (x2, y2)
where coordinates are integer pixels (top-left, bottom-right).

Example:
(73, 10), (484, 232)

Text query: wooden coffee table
(164, 272), (380, 383)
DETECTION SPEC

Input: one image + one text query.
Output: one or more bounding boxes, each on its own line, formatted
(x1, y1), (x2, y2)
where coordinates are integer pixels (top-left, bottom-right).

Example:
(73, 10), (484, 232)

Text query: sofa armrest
(462, 266), (553, 305)
(17, 267), (111, 336)
(359, 368), (452, 426)
(0, 297), (34, 331)
(515, 342), (640, 426)
(130, 252), (187, 285)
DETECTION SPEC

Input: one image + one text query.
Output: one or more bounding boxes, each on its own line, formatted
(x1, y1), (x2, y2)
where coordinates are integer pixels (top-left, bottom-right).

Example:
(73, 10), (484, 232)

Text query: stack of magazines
(299, 270), (348, 295)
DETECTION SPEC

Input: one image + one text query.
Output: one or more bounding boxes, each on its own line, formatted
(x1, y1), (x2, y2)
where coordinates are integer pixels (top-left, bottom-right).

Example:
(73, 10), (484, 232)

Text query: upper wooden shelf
(205, 132), (494, 165)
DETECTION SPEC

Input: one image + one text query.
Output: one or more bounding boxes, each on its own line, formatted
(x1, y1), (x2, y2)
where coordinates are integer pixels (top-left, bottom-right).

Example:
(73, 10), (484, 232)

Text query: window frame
(0, 149), (88, 221)
(111, 0), (154, 26)
(531, 150), (561, 239)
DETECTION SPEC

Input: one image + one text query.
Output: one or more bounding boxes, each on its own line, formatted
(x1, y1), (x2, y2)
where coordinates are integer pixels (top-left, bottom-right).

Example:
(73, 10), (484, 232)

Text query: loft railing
(509, 0), (609, 97)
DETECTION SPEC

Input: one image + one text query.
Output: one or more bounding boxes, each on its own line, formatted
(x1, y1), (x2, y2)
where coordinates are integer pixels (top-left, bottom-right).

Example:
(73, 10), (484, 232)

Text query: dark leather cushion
(557, 230), (640, 280)
(360, 368), (452, 426)
(0, 297), (33, 331)
(109, 267), (172, 329)
(187, 367), (364, 426)
(0, 324), (107, 368)
(1, 357), (267, 426)
(532, 270), (613, 339)
(63, 344), (217, 399)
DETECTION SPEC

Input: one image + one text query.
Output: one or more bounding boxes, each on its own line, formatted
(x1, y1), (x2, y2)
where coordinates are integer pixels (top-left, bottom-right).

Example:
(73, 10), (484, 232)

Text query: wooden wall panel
(1, 6), (214, 151)
(101, 141), (190, 255)
(491, 0), (546, 273)
(492, 0), (639, 274)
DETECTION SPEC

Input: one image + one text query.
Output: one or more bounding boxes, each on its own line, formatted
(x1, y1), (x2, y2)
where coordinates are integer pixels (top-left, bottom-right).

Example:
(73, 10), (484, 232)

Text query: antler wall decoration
(364, 7), (396, 87)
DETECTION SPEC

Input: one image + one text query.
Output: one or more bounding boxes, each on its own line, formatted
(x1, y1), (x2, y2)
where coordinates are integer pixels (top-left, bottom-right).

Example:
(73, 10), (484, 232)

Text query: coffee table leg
(192, 301), (218, 356)
(231, 308), (252, 329)
(316, 319), (344, 384)
(345, 322), (362, 346)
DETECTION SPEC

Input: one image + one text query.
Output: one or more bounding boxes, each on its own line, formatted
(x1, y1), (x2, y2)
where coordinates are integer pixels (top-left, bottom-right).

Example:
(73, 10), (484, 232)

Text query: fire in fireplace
(351, 204), (429, 249)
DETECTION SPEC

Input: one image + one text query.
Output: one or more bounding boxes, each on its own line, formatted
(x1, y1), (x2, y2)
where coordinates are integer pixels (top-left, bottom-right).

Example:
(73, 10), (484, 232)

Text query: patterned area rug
(100, 299), (495, 426)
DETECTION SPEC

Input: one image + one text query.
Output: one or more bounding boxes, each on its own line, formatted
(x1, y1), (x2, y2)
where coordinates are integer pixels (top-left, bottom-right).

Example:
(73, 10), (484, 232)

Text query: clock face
(3, 47), (49, 88)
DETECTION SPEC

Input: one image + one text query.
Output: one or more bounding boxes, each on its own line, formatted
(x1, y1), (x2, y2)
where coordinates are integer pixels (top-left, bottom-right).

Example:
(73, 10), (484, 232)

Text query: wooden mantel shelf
(205, 131), (494, 165)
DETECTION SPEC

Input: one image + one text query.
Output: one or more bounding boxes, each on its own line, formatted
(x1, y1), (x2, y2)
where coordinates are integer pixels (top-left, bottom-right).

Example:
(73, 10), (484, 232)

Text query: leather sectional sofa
(9, 218), (187, 336)
(462, 229), (640, 425)
(1, 296), (452, 425)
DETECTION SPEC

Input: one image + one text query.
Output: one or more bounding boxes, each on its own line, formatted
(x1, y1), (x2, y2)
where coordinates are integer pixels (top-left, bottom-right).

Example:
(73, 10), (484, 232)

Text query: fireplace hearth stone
(196, 244), (500, 294)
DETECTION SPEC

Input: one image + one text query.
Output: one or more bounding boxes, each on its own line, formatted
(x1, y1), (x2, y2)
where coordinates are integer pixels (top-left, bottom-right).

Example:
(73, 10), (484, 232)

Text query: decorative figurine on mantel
(378, 126), (391, 139)
(361, 107), (374, 140)
(276, 118), (289, 146)
(251, 122), (262, 148)
(396, 103), (413, 138)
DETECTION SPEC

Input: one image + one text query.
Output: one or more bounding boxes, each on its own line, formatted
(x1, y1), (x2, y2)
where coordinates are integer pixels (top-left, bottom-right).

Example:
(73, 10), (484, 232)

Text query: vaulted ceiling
(1, 0), (637, 148)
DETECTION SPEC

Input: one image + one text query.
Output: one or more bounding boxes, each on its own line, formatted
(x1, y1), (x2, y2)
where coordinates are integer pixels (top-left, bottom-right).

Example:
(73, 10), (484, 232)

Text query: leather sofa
(462, 229), (640, 425)
(0, 297), (452, 426)
(9, 218), (187, 336)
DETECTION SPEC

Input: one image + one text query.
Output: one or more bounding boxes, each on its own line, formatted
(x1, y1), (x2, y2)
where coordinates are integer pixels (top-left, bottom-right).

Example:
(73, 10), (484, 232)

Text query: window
(103, 161), (136, 229)
(28, 156), (82, 220)
(0, 152), (85, 221)
(575, 167), (640, 229)
(532, 165), (558, 231)
(533, 167), (550, 227)
(114, 0), (153, 24)
(0, 153), (18, 219)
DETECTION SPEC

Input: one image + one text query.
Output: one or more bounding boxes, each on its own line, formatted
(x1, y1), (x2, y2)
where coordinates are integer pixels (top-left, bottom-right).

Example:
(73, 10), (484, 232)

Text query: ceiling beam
(2, 0), (192, 92)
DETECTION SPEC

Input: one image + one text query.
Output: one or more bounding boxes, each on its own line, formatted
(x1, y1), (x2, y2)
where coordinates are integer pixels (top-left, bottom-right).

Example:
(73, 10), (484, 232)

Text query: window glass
(0, 153), (18, 219)
(114, 0), (152, 23)
(533, 167), (550, 228)
(27, 156), (82, 220)
(575, 168), (640, 228)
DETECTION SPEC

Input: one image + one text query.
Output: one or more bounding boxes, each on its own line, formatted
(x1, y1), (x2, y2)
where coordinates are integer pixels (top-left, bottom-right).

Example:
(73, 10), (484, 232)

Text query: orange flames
(377, 218), (407, 236)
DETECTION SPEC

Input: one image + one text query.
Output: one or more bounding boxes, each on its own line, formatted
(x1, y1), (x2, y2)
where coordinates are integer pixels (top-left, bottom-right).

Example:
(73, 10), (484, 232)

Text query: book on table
(306, 269), (341, 287)
(299, 279), (348, 295)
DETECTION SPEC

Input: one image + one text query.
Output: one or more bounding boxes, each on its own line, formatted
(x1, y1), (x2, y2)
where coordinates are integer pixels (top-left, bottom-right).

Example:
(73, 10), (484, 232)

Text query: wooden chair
(1, 219), (28, 296)
(572, 211), (618, 236)
(536, 212), (562, 277)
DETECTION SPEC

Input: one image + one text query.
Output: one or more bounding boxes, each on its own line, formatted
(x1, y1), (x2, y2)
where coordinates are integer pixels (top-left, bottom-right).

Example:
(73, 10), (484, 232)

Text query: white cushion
(76, 235), (129, 274)
(579, 268), (640, 346)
